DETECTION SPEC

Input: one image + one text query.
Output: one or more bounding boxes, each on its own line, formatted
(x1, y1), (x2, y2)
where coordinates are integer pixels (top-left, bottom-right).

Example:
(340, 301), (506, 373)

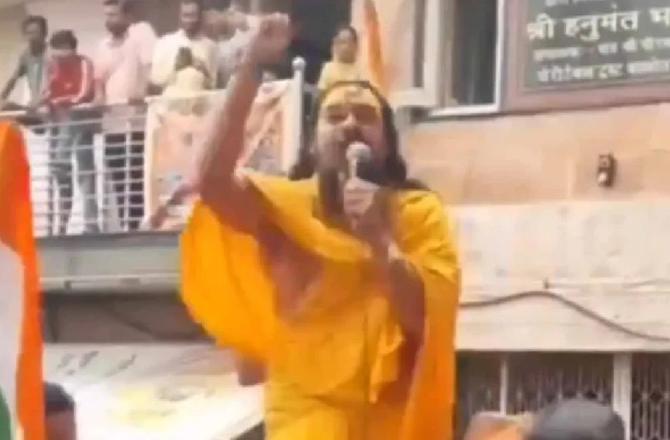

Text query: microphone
(346, 142), (373, 181)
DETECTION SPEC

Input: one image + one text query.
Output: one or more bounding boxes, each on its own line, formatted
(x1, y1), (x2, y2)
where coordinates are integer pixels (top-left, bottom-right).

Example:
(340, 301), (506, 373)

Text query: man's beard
(183, 23), (201, 37)
(107, 24), (128, 38)
(317, 166), (344, 222)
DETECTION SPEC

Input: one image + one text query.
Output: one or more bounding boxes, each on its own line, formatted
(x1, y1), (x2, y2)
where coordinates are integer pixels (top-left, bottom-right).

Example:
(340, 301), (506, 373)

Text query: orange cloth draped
(363, 0), (388, 95)
(181, 174), (460, 439)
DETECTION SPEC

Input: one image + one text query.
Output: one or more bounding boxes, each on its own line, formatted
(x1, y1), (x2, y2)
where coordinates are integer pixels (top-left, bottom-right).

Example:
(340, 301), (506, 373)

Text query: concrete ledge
(39, 232), (180, 294)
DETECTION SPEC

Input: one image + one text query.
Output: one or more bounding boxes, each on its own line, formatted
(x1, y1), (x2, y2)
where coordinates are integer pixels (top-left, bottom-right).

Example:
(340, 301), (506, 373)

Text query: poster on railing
(144, 80), (298, 230)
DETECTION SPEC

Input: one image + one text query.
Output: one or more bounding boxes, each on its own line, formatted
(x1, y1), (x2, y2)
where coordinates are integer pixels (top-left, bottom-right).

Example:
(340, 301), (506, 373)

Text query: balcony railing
(2, 58), (306, 239)
(18, 111), (146, 237)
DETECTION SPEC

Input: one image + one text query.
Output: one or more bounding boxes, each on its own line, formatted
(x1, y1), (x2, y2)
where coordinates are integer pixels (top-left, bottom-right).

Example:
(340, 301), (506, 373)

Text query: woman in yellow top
(318, 25), (366, 92)
(181, 14), (460, 440)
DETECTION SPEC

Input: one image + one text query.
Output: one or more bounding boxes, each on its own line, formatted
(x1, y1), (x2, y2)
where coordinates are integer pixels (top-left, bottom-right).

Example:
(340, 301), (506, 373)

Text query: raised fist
(246, 13), (291, 66)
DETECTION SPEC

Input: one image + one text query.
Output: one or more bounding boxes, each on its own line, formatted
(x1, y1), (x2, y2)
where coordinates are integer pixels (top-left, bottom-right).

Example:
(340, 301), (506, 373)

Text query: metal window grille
(456, 353), (502, 438)
(455, 352), (614, 436)
(506, 353), (613, 414)
(632, 354), (670, 440)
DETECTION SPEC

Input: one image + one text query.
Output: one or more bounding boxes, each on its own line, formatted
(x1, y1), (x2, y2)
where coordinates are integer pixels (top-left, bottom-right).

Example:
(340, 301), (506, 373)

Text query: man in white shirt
(150, 0), (217, 92)
(204, 3), (261, 87)
(96, 0), (156, 115)
(95, 0), (157, 230)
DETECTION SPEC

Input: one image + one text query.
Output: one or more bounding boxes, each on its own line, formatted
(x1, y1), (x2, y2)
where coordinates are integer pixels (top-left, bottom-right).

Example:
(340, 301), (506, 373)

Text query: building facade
(388, 0), (670, 438)
(2, 0), (670, 438)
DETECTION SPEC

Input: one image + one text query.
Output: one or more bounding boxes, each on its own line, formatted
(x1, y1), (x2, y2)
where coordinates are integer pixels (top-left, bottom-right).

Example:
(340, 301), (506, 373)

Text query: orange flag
(363, 0), (388, 95)
(0, 122), (44, 440)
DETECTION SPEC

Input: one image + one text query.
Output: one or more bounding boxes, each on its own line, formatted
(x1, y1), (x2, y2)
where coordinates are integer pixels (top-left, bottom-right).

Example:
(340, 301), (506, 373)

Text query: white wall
(27, 0), (107, 60)
(25, 0), (182, 61)
(0, 5), (28, 104)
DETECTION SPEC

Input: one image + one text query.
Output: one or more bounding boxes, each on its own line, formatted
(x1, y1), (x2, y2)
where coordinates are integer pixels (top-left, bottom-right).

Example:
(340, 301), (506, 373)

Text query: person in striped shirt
(42, 30), (99, 235)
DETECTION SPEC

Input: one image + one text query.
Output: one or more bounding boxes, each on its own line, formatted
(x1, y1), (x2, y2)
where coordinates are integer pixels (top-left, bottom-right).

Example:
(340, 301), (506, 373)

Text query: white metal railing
(13, 110), (148, 237)
(2, 58), (306, 238)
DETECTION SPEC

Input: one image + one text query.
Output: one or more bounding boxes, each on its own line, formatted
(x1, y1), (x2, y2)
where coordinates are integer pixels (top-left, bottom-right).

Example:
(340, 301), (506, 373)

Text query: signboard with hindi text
(524, 0), (670, 91)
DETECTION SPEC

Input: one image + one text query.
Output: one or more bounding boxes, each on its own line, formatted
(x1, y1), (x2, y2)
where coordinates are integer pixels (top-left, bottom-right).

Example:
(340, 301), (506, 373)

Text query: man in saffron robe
(180, 14), (461, 440)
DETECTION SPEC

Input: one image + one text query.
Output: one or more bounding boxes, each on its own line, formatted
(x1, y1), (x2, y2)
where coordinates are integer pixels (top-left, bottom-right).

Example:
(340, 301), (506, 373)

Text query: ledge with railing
(1, 59), (306, 293)
(1, 58), (307, 240)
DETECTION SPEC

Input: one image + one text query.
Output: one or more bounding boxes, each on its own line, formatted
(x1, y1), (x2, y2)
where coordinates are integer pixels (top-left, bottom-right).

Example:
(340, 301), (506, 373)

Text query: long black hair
(288, 80), (425, 190)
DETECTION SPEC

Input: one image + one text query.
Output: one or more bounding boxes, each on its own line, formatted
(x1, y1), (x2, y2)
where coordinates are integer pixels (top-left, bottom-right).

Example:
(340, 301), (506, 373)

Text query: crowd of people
(1, 0), (262, 109)
(0, 0), (367, 236)
(0, 0), (270, 234)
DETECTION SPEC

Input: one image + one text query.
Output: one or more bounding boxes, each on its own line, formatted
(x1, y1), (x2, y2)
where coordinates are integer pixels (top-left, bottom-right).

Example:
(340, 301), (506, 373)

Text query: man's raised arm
(196, 14), (291, 232)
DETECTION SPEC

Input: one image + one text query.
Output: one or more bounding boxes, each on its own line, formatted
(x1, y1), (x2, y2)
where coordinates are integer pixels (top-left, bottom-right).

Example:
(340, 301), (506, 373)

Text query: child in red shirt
(44, 30), (98, 234)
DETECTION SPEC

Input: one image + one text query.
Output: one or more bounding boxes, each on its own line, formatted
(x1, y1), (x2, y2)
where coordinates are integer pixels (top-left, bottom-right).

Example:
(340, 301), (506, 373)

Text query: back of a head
(45, 383), (77, 440)
(49, 30), (77, 51)
(45, 382), (75, 416)
(528, 399), (625, 440)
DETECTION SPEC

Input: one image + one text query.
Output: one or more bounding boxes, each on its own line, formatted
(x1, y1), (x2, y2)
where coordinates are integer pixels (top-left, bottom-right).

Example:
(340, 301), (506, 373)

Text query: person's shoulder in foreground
(528, 399), (625, 440)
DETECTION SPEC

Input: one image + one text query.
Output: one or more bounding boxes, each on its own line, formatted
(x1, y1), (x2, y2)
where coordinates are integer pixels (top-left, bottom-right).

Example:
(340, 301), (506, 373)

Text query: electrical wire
(461, 290), (670, 343)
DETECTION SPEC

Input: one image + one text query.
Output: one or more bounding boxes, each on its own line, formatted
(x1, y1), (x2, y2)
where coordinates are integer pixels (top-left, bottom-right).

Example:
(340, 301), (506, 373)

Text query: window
(632, 354), (670, 440)
(506, 353), (613, 413)
(388, 0), (441, 108)
(445, 0), (498, 106)
(456, 353), (502, 438)
(263, 0), (351, 85)
(456, 352), (614, 436)
(432, 0), (504, 115)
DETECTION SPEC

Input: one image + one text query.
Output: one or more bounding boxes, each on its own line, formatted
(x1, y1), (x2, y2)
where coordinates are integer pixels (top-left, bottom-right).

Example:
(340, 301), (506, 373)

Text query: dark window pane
(448, 0), (497, 105)
(506, 353), (613, 414)
(456, 353), (502, 438)
(632, 354), (670, 440)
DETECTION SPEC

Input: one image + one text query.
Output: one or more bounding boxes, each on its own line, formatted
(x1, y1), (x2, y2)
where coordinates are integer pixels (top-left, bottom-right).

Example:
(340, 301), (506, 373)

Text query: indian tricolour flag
(0, 123), (44, 440)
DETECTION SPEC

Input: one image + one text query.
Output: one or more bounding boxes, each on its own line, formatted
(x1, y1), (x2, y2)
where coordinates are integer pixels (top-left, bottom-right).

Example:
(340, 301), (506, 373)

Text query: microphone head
(346, 142), (381, 183)
(346, 142), (373, 163)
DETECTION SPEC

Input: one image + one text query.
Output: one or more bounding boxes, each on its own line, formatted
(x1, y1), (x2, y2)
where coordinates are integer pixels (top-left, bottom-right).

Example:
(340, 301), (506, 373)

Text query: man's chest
(257, 223), (371, 320)
(22, 54), (45, 78)
(52, 61), (83, 92)
(99, 42), (140, 75)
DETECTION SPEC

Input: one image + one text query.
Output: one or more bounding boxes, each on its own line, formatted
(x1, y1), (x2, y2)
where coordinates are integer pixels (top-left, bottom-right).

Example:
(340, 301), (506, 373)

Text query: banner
(351, 0), (417, 95)
(363, 0), (388, 94)
(0, 123), (44, 440)
(45, 344), (263, 440)
(144, 80), (298, 230)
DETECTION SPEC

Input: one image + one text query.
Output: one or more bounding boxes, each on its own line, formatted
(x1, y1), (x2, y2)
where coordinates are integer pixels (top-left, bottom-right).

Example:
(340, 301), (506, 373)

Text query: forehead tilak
(321, 86), (381, 111)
